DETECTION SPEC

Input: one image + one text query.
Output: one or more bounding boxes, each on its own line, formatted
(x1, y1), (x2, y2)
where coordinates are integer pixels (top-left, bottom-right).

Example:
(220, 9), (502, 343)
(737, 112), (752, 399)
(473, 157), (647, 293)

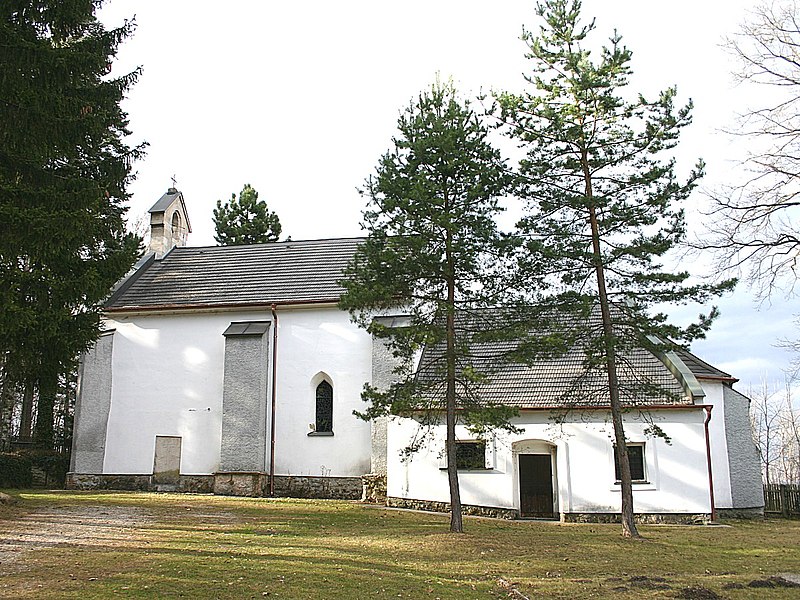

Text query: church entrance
(518, 453), (555, 518)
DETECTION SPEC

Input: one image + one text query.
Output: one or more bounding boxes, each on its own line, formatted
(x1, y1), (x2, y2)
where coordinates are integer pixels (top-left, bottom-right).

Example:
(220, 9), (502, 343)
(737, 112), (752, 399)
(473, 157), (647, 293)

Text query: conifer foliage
(496, 0), (735, 536)
(341, 83), (515, 533)
(213, 184), (282, 245)
(0, 1), (142, 448)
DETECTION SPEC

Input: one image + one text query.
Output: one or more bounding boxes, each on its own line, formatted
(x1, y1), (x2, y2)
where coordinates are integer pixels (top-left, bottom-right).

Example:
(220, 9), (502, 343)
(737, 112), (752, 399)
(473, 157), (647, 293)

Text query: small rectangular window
(614, 443), (646, 482)
(455, 441), (487, 470)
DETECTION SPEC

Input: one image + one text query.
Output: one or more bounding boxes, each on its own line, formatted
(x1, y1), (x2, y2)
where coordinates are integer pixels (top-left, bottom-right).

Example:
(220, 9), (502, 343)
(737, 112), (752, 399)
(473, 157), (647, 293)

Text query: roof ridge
(170, 236), (366, 252)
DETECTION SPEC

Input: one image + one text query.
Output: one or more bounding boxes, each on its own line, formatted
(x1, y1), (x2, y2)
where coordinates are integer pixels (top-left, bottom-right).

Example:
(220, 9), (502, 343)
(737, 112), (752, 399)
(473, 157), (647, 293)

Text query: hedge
(0, 453), (33, 488)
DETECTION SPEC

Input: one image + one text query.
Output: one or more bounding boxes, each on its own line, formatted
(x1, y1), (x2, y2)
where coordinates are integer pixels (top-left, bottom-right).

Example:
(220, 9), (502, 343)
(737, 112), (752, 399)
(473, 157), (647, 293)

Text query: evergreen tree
(340, 82), (519, 533)
(213, 184), (282, 245)
(0, 0), (142, 448)
(496, 0), (735, 536)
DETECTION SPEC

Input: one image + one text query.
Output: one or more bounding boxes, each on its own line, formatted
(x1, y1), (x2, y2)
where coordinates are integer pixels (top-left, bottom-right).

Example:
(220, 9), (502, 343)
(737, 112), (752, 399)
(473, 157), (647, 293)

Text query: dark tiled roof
(106, 237), (363, 310)
(674, 348), (733, 380)
(418, 343), (691, 410)
(148, 189), (182, 213)
(414, 313), (700, 409)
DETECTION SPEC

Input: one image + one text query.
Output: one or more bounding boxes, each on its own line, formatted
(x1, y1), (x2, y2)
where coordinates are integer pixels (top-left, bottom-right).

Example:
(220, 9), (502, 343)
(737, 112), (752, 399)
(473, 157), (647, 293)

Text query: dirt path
(0, 503), (153, 575)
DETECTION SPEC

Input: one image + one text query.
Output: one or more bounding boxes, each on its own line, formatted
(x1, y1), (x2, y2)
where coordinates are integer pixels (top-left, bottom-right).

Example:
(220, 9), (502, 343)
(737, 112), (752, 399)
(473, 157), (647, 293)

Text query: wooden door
(153, 436), (181, 486)
(519, 454), (555, 518)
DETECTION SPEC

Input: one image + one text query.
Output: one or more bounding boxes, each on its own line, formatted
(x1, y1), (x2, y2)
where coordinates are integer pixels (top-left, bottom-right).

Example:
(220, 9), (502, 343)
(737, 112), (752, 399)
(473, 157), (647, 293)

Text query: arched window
(315, 380), (333, 433)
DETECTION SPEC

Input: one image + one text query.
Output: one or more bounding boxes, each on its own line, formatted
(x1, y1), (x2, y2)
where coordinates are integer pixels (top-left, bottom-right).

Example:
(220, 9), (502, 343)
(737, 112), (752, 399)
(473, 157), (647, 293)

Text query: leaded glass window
(315, 381), (333, 433)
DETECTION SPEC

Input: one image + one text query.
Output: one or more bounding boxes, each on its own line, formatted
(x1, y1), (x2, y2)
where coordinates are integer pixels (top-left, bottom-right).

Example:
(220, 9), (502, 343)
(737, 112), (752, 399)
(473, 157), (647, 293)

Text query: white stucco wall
(101, 306), (372, 478)
(697, 380), (734, 509)
(387, 408), (713, 516)
(271, 307), (372, 478)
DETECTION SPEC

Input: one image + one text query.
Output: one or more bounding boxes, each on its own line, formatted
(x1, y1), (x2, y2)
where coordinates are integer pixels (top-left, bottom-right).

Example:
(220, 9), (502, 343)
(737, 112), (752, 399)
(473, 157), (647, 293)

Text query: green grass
(1, 490), (799, 599)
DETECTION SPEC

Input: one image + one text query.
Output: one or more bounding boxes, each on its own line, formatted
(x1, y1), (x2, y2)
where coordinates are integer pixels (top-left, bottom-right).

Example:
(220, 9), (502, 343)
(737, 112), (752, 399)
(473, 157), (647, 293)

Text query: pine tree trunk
(33, 371), (56, 449)
(445, 213), (463, 534)
(0, 359), (16, 451)
(19, 380), (34, 442)
(445, 375), (463, 533)
(583, 151), (641, 539)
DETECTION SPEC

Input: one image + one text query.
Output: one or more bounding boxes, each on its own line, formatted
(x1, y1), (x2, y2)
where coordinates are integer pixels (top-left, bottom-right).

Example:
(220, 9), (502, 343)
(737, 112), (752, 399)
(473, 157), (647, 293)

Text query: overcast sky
(98, 0), (798, 395)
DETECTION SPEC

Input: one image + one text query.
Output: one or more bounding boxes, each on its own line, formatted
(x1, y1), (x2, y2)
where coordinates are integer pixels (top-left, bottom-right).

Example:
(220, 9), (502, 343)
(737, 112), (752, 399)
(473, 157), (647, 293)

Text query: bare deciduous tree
(750, 376), (800, 484)
(701, 1), (800, 298)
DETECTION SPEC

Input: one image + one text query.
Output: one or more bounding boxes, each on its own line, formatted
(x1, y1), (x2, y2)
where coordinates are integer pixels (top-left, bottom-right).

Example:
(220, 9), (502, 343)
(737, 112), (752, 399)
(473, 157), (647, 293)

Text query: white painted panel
(101, 306), (373, 478)
(271, 308), (373, 477)
(698, 381), (734, 508)
(387, 409), (712, 515)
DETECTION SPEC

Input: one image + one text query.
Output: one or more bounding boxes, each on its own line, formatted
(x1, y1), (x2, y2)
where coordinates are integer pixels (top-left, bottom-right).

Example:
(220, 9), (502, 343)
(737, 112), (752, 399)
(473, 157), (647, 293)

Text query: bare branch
(695, 2), (800, 299)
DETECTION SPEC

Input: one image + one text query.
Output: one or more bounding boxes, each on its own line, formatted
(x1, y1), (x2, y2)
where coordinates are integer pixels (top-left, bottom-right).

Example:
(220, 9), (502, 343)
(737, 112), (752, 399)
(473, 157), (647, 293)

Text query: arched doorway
(514, 440), (557, 518)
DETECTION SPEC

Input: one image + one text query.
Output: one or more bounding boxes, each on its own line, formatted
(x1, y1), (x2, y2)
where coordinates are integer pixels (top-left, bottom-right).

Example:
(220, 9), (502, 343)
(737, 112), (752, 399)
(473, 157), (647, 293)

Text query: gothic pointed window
(315, 380), (333, 433)
(171, 211), (185, 246)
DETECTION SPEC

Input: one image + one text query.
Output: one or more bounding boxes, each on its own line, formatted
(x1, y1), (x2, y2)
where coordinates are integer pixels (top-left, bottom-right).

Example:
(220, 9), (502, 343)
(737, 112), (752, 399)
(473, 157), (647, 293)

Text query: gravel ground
(0, 503), (152, 575)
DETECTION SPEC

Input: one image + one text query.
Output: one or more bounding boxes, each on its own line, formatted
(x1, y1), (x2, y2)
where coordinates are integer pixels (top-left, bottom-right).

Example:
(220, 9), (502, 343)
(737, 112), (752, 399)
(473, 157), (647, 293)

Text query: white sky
(98, 0), (798, 394)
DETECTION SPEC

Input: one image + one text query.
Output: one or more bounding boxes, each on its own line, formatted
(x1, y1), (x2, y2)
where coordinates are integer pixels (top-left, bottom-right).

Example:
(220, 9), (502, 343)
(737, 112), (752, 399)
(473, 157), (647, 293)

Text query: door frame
(513, 440), (558, 519)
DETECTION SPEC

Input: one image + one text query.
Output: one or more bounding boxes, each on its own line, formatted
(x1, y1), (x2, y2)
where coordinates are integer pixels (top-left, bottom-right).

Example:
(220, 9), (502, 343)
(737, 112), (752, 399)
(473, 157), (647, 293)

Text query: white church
(68, 188), (764, 522)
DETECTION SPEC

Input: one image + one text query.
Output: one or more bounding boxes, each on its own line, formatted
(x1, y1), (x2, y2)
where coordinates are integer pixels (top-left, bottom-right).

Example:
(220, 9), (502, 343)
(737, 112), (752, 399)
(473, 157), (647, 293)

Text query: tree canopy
(340, 82), (517, 533)
(496, 0), (735, 536)
(213, 184), (282, 245)
(0, 0), (142, 447)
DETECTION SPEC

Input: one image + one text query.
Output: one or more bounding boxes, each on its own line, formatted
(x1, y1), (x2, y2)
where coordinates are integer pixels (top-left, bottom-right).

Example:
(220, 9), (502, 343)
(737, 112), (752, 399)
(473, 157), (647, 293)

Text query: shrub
(27, 450), (70, 488)
(0, 453), (33, 488)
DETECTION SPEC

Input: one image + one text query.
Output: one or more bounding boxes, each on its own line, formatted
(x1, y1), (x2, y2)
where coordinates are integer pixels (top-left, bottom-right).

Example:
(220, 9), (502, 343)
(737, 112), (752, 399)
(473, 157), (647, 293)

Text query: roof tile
(106, 237), (363, 310)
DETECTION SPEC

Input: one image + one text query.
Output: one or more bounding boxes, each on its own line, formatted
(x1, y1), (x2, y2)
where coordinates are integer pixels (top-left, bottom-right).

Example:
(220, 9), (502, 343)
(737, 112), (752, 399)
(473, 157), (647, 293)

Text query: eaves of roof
(104, 298), (340, 314)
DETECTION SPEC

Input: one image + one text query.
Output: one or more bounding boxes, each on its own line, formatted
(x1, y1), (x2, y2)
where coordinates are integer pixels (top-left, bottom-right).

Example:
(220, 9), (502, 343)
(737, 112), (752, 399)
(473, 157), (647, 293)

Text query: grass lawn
(0, 491), (798, 599)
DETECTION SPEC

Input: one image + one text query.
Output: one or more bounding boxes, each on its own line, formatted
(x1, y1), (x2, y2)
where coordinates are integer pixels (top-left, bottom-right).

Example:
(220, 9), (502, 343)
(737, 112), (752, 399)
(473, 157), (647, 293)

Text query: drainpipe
(703, 405), (717, 522)
(269, 304), (279, 496)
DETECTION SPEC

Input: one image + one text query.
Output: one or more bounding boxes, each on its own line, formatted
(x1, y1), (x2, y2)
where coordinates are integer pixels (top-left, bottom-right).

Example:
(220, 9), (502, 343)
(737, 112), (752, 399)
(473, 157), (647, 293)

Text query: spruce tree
(496, 0), (734, 536)
(340, 82), (518, 533)
(213, 184), (282, 245)
(0, 1), (142, 448)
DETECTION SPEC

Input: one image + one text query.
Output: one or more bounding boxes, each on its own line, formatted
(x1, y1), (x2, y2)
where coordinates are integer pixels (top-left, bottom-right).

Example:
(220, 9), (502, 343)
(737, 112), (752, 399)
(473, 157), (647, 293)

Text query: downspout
(269, 304), (278, 496)
(703, 405), (717, 522)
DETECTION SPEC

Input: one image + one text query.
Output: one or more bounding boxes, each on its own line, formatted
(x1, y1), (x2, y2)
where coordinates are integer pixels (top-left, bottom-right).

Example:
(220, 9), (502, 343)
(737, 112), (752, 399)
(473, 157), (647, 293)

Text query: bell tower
(147, 186), (192, 258)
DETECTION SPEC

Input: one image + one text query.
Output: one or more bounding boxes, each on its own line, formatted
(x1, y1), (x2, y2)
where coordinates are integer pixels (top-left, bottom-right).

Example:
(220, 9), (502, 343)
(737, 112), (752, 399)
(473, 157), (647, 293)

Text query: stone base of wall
(272, 475), (362, 499)
(66, 473), (213, 493)
(213, 472), (268, 497)
(717, 507), (765, 519)
(67, 472), (361, 499)
(562, 512), (712, 525)
(361, 474), (386, 503)
(386, 496), (518, 520)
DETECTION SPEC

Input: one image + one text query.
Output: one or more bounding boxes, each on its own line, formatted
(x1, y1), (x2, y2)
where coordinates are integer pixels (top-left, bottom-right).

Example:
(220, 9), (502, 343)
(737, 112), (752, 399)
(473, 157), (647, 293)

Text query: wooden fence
(763, 484), (800, 517)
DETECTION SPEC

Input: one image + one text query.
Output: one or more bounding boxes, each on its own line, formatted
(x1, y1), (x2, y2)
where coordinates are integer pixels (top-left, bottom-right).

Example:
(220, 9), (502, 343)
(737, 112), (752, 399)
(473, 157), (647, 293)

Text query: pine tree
(496, 0), (735, 536)
(213, 184), (282, 245)
(340, 82), (519, 533)
(0, 1), (142, 448)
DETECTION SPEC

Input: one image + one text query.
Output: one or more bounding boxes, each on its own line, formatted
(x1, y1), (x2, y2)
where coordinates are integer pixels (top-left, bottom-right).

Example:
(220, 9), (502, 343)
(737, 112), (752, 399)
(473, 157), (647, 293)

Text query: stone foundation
(562, 512), (712, 525)
(717, 507), (765, 520)
(67, 472), (361, 499)
(272, 475), (362, 499)
(386, 496), (518, 520)
(213, 472), (268, 497)
(67, 473), (213, 493)
(361, 474), (387, 503)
